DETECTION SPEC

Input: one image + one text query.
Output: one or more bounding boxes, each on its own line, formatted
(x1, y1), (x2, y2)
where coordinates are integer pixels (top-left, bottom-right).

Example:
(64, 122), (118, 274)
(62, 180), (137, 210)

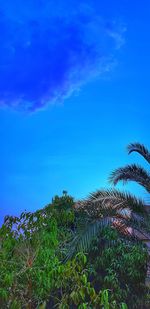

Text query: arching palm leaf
(78, 188), (147, 216)
(109, 164), (150, 193)
(127, 142), (150, 164)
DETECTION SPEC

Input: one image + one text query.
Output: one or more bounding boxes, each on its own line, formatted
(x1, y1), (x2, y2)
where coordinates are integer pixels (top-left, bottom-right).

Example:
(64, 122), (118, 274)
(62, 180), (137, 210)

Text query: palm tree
(109, 142), (150, 193)
(66, 143), (150, 260)
(108, 142), (150, 284)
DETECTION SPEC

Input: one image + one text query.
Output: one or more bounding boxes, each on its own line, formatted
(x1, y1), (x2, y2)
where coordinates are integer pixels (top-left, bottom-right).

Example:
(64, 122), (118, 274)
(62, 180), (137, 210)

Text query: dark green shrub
(88, 227), (148, 308)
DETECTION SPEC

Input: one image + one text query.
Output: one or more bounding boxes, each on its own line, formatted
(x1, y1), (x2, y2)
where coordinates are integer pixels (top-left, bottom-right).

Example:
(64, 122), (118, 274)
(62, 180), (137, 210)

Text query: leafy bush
(88, 227), (148, 308)
(0, 211), (59, 308)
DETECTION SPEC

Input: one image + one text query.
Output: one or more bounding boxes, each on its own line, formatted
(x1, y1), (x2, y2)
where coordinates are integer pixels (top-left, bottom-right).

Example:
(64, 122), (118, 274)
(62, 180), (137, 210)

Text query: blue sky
(0, 0), (150, 224)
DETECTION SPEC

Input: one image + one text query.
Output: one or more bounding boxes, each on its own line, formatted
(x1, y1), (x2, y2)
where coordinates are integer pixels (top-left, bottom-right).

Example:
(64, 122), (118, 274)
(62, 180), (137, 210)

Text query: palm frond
(117, 216), (150, 241)
(109, 164), (150, 193)
(64, 188), (150, 260)
(64, 215), (148, 261)
(64, 217), (112, 261)
(127, 142), (150, 164)
(65, 143), (150, 262)
(77, 189), (147, 216)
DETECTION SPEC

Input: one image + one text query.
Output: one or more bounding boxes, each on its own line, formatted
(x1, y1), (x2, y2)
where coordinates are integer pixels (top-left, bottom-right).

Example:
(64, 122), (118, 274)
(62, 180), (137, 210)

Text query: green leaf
(121, 303), (128, 309)
(82, 274), (87, 285)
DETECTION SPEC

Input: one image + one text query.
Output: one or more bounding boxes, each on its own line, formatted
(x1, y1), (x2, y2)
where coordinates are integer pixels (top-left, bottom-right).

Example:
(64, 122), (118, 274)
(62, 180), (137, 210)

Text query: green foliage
(88, 227), (149, 308)
(0, 210), (59, 308)
(46, 191), (75, 229)
(51, 190), (74, 213)
(0, 191), (149, 308)
(47, 252), (126, 309)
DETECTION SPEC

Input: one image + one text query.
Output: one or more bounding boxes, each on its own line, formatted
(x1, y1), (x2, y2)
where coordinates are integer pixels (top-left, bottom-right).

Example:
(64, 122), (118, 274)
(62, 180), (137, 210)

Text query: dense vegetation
(0, 191), (149, 308)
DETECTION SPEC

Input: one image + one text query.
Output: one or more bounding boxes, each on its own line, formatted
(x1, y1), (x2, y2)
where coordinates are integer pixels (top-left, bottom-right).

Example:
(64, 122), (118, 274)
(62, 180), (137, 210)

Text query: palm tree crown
(109, 142), (150, 193)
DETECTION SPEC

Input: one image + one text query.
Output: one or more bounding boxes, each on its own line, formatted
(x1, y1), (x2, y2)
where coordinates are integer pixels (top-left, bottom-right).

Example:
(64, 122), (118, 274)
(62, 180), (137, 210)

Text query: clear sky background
(0, 0), (150, 224)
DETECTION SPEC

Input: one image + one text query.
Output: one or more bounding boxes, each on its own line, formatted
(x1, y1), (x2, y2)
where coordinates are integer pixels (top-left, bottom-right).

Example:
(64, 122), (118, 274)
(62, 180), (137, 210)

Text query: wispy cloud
(0, 0), (125, 112)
